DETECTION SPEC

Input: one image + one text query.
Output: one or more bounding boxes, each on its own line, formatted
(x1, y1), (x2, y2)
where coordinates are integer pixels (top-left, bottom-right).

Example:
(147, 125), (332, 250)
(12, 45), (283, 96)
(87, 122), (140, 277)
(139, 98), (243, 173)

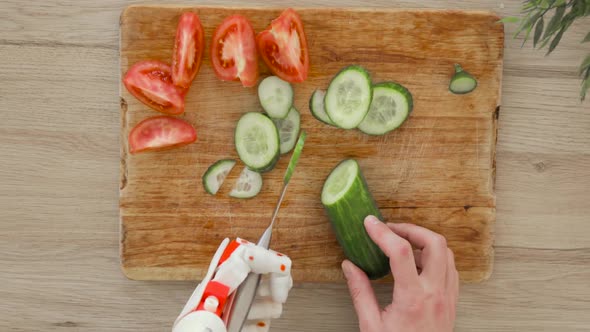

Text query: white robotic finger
(241, 320), (270, 332)
(257, 275), (271, 298)
(212, 246), (250, 293)
(173, 311), (226, 332)
(242, 245), (292, 276)
(247, 299), (283, 320)
(269, 273), (293, 304)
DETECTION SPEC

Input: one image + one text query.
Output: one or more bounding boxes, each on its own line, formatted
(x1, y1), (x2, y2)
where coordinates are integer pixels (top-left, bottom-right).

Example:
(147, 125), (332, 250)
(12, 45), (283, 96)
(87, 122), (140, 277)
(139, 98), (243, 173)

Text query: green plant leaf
(534, 17), (545, 47)
(583, 31), (590, 43)
(547, 25), (567, 55)
(581, 74), (589, 101)
(498, 16), (521, 23)
(543, 5), (565, 39)
(579, 55), (590, 75)
(516, 12), (541, 41)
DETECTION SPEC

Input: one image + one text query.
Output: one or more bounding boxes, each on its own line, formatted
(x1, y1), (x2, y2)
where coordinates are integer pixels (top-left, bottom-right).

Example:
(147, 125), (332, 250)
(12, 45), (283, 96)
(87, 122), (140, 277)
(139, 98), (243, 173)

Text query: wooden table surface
(1, 1), (588, 331)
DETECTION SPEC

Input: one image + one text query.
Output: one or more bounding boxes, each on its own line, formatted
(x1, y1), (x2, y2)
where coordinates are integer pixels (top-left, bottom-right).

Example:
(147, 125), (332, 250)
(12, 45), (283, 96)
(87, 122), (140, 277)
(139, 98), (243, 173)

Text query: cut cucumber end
(324, 65), (373, 129)
(321, 159), (359, 206)
(449, 75), (478, 94)
(449, 64), (477, 94)
(229, 167), (263, 199)
(358, 82), (413, 136)
(203, 159), (237, 195)
(258, 76), (294, 119)
(235, 112), (280, 172)
(273, 106), (301, 154)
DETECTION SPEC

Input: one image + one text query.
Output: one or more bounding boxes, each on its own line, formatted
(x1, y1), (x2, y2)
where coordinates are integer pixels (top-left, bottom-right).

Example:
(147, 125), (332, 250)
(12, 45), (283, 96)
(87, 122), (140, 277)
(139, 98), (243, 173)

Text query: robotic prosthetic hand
(173, 238), (293, 332)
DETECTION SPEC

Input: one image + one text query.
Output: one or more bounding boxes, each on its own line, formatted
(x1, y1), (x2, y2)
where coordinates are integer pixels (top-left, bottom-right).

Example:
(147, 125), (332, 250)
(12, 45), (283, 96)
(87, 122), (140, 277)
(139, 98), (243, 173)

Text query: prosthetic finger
(257, 275), (272, 298)
(269, 273), (293, 304)
(247, 299), (283, 320)
(241, 245), (292, 276)
(212, 246), (250, 293)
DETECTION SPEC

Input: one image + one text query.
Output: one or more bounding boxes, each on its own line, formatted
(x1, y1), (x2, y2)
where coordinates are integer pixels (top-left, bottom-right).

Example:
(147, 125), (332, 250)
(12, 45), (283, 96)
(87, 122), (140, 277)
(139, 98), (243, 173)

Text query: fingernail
(341, 260), (353, 279)
(364, 215), (380, 225)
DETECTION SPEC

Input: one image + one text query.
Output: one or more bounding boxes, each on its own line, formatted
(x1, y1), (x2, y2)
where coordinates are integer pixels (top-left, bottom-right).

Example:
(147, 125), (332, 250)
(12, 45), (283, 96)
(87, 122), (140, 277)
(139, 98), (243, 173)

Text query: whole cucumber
(321, 159), (390, 280)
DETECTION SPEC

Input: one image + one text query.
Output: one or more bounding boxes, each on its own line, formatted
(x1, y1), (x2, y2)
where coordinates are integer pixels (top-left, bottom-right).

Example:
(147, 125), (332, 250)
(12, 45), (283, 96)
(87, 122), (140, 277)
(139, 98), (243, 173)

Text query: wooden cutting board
(119, 6), (503, 283)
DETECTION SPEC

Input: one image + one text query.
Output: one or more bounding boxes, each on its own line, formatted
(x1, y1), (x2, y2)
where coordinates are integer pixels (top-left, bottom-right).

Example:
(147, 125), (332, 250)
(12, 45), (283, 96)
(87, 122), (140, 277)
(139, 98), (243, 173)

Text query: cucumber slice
(321, 159), (389, 280)
(309, 89), (334, 125)
(273, 106), (301, 154)
(258, 76), (294, 119)
(358, 82), (413, 135)
(202, 159), (236, 195)
(324, 65), (373, 129)
(235, 112), (280, 173)
(449, 64), (477, 94)
(230, 167), (263, 199)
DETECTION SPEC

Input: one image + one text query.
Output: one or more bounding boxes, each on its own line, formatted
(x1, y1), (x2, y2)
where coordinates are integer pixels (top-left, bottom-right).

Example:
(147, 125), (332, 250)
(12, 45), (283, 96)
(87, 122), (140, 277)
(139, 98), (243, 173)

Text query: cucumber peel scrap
(283, 131), (306, 185)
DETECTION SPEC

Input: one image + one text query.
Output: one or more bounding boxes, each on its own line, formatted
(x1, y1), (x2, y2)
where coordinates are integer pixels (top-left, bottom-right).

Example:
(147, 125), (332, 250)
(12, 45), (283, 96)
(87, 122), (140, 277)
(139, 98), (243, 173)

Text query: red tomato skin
(128, 116), (197, 154)
(172, 12), (205, 88)
(210, 15), (259, 87)
(123, 61), (186, 115)
(256, 8), (310, 83)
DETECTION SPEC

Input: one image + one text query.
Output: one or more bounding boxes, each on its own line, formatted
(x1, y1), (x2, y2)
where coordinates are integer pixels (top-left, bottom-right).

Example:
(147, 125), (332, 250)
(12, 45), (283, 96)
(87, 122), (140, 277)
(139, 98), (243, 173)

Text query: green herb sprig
(500, 0), (590, 101)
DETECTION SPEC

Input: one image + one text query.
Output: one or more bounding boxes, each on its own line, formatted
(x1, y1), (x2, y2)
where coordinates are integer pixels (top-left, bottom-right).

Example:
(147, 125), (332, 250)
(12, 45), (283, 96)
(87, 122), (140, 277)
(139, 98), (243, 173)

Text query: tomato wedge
(123, 61), (185, 115)
(172, 12), (205, 88)
(256, 8), (310, 83)
(128, 116), (197, 154)
(211, 15), (258, 87)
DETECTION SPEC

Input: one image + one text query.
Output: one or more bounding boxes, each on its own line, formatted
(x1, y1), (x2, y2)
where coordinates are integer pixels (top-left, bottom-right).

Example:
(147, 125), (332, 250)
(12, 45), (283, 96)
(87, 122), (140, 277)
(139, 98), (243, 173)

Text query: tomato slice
(128, 116), (197, 154)
(172, 12), (205, 88)
(211, 15), (258, 87)
(123, 61), (186, 115)
(256, 8), (310, 83)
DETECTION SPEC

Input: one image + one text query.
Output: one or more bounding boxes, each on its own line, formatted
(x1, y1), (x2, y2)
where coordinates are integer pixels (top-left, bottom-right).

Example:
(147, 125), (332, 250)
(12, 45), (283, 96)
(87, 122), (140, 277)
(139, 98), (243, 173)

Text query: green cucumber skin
(322, 160), (390, 280)
(359, 82), (414, 136)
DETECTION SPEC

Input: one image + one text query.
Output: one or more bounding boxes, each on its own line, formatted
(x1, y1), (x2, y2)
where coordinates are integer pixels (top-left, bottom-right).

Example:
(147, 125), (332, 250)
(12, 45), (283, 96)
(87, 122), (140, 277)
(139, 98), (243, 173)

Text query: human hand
(342, 216), (459, 332)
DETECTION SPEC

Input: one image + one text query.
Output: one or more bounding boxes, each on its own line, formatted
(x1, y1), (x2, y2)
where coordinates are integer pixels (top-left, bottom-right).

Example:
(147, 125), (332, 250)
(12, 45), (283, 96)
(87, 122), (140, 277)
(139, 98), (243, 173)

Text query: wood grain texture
(119, 6), (503, 282)
(1, 0), (590, 331)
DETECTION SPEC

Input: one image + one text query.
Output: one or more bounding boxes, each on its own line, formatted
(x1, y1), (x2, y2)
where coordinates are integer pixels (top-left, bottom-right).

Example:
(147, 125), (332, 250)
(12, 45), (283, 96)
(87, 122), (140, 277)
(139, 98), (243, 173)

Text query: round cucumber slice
(324, 65), (373, 129)
(358, 82), (413, 135)
(321, 159), (389, 280)
(449, 64), (477, 94)
(273, 106), (301, 154)
(309, 89), (334, 125)
(235, 112), (280, 173)
(230, 167), (263, 199)
(258, 76), (294, 119)
(202, 159), (236, 195)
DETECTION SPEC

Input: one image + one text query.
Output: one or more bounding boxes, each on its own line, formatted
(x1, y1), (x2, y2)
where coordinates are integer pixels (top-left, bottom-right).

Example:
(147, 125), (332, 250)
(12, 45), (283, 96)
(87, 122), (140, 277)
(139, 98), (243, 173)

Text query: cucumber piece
(202, 159), (236, 195)
(449, 64), (477, 94)
(321, 159), (389, 280)
(273, 106), (301, 154)
(258, 76), (294, 119)
(283, 131), (306, 185)
(358, 82), (413, 135)
(324, 65), (373, 129)
(230, 167), (263, 199)
(235, 112), (280, 173)
(309, 89), (334, 125)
